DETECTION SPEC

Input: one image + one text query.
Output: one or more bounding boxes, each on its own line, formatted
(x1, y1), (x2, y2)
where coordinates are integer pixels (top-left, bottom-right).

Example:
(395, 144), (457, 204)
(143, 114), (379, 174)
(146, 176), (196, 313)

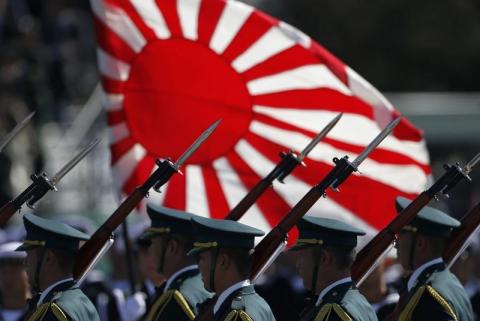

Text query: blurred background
(0, 0), (479, 318)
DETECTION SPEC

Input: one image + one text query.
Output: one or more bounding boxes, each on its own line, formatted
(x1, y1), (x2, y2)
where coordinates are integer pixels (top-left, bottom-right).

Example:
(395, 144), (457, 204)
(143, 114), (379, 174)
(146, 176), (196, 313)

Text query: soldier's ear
(217, 252), (230, 270)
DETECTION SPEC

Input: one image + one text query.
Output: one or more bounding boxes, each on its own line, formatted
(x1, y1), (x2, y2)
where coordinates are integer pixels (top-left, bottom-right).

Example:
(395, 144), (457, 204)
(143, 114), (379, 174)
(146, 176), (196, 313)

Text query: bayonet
(297, 113), (342, 162)
(175, 120), (221, 167)
(51, 138), (101, 185)
(0, 112), (35, 152)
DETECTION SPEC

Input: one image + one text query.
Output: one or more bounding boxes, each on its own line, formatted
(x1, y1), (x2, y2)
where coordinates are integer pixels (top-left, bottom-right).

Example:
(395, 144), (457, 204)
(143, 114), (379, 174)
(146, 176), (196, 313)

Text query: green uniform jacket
(212, 285), (276, 321)
(146, 268), (212, 321)
(301, 280), (377, 321)
(27, 279), (100, 321)
(399, 261), (474, 321)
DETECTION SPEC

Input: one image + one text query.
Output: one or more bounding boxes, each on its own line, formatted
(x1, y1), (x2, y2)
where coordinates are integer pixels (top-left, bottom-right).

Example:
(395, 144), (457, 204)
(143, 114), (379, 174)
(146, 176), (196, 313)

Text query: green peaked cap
(143, 203), (197, 239)
(291, 216), (365, 251)
(188, 216), (264, 256)
(396, 196), (460, 237)
(16, 213), (90, 252)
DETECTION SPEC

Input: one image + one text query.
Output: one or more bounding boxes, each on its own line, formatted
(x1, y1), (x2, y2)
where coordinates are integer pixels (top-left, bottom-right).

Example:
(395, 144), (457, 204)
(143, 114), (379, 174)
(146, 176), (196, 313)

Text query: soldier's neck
(40, 272), (73, 292)
(315, 271), (350, 296)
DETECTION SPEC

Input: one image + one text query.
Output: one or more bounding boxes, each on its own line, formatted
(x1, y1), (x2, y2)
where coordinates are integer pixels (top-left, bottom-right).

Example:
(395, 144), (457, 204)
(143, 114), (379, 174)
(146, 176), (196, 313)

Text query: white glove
(112, 289), (147, 321)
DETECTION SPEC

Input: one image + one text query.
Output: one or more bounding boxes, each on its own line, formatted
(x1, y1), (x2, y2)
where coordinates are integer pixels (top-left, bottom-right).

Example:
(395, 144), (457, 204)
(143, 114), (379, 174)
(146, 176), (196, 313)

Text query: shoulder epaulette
(399, 285), (457, 321)
(224, 309), (253, 321)
(146, 289), (195, 321)
(314, 303), (353, 321)
(27, 302), (69, 321)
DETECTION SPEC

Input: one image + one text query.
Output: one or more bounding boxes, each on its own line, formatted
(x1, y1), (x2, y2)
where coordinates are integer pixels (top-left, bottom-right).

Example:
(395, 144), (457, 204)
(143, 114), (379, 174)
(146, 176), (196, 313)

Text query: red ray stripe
(226, 152), (290, 227)
(155, 0), (182, 38)
(122, 155), (156, 195)
(107, 110), (126, 126)
(392, 109), (424, 142)
(308, 42), (348, 85)
(202, 164), (230, 219)
(110, 137), (136, 165)
(94, 17), (136, 63)
(241, 45), (319, 80)
(252, 88), (374, 119)
(221, 9), (275, 63)
(108, 0), (157, 42)
(162, 170), (186, 210)
(197, 0), (226, 45)
(252, 115), (430, 173)
(100, 76), (125, 94)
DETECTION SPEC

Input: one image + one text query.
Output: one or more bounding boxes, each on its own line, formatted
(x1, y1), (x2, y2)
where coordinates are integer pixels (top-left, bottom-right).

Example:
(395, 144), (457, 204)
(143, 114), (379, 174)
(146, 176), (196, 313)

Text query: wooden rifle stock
(351, 192), (431, 283)
(443, 202), (480, 265)
(0, 174), (54, 227)
(226, 152), (301, 221)
(250, 156), (356, 280)
(351, 160), (473, 285)
(0, 202), (18, 227)
(73, 159), (177, 280)
(73, 189), (144, 279)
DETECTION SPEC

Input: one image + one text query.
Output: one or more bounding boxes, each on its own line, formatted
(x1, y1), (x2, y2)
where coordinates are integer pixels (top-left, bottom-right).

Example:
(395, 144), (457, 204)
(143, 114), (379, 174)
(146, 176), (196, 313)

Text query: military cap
(396, 197), (460, 237)
(142, 203), (196, 239)
(291, 216), (366, 250)
(15, 213), (90, 252)
(188, 216), (265, 256)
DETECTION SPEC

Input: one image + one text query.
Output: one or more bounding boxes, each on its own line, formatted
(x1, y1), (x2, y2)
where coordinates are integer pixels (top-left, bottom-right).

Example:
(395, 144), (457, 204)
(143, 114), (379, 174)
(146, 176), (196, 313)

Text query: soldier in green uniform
(395, 197), (474, 321)
(189, 216), (276, 321)
(143, 204), (213, 321)
(15, 213), (100, 321)
(291, 216), (377, 321)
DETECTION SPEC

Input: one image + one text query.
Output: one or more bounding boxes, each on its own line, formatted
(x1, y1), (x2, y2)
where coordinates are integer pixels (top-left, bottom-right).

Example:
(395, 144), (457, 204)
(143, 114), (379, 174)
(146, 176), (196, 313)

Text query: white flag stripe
(90, 0), (146, 53)
(247, 65), (352, 96)
(346, 66), (395, 127)
(100, 90), (124, 111)
(130, 0), (171, 39)
(253, 105), (430, 165)
(212, 157), (271, 237)
(108, 122), (130, 145)
(186, 165), (210, 216)
(111, 143), (146, 188)
(232, 26), (295, 73)
(249, 120), (427, 193)
(177, 0), (201, 40)
(97, 48), (131, 81)
(234, 139), (376, 234)
(209, 0), (253, 54)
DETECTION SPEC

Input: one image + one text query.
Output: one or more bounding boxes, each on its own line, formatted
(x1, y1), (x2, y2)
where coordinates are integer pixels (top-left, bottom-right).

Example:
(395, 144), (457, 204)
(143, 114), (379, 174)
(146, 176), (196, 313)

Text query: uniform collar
(163, 265), (198, 293)
(38, 277), (75, 306)
(316, 277), (353, 306)
(407, 257), (444, 291)
(213, 279), (251, 315)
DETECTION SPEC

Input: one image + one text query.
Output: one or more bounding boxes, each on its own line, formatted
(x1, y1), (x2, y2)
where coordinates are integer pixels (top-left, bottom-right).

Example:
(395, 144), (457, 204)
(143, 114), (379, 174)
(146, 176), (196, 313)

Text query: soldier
(143, 204), (212, 321)
(291, 216), (377, 321)
(395, 197), (474, 321)
(16, 213), (100, 321)
(0, 242), (30, 321)
(189, 216), (276, 321)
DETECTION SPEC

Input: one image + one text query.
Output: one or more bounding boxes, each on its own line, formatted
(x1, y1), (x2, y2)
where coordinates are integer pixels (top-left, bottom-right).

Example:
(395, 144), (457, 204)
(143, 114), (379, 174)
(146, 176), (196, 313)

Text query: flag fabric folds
(91, 0), (430, 239)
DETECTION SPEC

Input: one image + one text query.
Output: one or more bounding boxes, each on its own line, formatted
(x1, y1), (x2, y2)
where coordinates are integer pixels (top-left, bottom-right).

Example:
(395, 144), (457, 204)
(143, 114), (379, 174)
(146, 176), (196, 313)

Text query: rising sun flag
(91, 0), (431, 238)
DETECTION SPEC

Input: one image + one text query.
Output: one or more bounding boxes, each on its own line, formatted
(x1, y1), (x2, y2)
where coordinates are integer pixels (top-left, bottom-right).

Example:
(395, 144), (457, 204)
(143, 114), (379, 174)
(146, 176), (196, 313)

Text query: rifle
(225, 113), (342, 221)
(250, 117), (401, 281)
(73, 120), (220, 281)
(0, 138), (100, 227)
(351, 152), (480, 286)
(193, 118), (401, 321)
(0, 112), (35, 153)
(444, 202), (480, 267)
